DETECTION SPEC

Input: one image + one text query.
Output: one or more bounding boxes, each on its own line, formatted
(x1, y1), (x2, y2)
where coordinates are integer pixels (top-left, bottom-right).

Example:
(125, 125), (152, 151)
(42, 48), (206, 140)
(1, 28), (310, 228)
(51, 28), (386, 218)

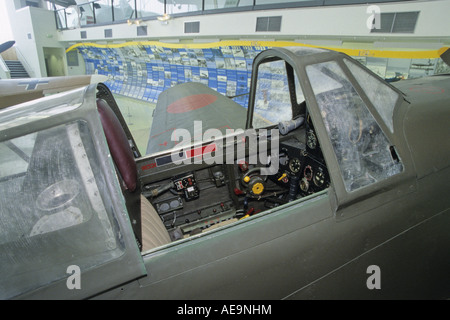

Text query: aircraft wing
(146, 82), (248, 154)
(0, 41), (15, 54)
(0, 74), (108, 109)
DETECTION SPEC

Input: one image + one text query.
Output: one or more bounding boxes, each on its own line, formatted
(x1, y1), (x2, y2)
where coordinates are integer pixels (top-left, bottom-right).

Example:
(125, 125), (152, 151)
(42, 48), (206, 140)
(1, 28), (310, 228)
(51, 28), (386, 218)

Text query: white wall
(7, 6), (41, 77)
(0, 1), (14, 44)
(3, 0), (450, 78)
(6, 4), (66, 77)
(29, 7), (68, 76)
(58, 0), (450, 50)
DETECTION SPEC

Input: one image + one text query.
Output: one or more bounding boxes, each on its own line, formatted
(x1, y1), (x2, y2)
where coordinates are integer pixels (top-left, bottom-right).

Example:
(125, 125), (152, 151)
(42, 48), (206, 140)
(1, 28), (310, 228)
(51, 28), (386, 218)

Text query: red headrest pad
(97, 99), (137, 192)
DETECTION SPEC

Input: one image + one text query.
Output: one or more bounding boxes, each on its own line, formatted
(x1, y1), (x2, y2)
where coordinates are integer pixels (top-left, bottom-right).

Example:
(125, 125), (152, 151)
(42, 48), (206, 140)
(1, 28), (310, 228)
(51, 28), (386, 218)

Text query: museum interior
(1, 1), (449, 87)
(2, 0), (449, 154)
(1, 0), (450, 301)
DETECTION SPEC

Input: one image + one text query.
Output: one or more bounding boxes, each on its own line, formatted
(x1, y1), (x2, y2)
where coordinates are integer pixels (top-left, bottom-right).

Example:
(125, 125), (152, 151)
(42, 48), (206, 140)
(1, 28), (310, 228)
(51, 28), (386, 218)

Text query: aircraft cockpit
(138, 52), (332, 243)
(141, 105), (330, 243)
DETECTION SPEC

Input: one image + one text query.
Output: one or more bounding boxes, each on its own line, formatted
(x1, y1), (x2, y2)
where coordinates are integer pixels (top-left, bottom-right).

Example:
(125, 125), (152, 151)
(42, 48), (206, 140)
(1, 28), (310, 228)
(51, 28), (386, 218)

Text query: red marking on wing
(150, 128), (176, 139)
(167, 94), (218, 113)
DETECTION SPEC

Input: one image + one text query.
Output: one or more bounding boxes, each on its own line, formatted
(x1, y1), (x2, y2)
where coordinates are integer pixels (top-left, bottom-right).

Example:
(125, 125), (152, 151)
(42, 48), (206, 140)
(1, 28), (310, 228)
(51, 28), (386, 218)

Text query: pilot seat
(96, 98), (171, 252)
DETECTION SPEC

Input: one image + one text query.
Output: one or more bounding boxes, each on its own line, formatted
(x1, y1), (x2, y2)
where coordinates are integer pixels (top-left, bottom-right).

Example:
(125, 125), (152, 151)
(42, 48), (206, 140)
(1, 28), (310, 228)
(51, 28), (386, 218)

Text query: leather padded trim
(97, 99), (137, 192)
(140, 195), (171, 251)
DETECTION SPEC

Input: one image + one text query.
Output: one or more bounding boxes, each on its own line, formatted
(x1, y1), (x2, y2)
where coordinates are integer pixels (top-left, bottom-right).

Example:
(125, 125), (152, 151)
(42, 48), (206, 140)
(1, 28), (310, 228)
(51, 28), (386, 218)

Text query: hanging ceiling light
(127, 19), (143, 26)
(157, 13), (171, 22)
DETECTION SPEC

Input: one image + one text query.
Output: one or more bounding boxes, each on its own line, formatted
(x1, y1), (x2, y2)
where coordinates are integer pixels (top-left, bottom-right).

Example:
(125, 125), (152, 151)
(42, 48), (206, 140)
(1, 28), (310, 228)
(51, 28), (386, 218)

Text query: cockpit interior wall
(69, 40), (449, 108)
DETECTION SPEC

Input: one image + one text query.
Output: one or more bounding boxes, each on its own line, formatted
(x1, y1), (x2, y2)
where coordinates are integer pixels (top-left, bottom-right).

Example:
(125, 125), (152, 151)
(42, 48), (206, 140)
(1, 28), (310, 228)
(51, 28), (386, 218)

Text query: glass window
(204, 0), (253, 10)
(136, 0), (164, 19)
(252, 60), (295, 128)
(55, 9), (68, 29)
(167, 0), (202, 15)
(0, 121), (124, 299)
(294, 70), (305, 105)
(365, 57), (387, 78)
(256, 0), (314, 5)
(95, 0), (114, 24)
(79, 3), (95, 26)
(65, 5), (81, 28)
(306, 61), (403, 192)
(113, 0), (135, 21)
(344, 58), (400, 133)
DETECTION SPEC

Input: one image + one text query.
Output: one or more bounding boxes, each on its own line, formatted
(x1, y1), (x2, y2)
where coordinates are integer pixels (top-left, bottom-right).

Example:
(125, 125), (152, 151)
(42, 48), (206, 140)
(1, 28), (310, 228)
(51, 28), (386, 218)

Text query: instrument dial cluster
(275, 134), (330, 197)
(298, 161), (329, 195)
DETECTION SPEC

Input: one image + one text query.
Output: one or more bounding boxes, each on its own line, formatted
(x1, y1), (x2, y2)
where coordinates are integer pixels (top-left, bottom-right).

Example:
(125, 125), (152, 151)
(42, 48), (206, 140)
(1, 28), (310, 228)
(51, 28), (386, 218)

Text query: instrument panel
(273, 133), (329, 198)
(173, 173), (199, 201)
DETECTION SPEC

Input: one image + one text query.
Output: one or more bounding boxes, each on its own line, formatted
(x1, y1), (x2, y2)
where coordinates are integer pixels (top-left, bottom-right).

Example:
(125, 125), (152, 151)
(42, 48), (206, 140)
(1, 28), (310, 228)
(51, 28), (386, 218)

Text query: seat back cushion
(97, 99), (137, 192)
(140, 195), (171, 251)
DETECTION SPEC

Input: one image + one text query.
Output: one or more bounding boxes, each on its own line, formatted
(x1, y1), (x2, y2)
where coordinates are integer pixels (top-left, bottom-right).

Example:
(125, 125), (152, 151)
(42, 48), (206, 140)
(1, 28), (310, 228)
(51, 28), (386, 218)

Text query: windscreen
(306, 61), (403, 192)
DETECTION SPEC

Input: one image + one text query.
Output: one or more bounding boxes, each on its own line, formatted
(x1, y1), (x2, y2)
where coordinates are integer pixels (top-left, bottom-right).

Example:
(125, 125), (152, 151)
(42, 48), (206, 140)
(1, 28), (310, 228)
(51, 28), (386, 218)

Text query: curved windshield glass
(306, 61), (403, 192)
(344, 58), (400, 133)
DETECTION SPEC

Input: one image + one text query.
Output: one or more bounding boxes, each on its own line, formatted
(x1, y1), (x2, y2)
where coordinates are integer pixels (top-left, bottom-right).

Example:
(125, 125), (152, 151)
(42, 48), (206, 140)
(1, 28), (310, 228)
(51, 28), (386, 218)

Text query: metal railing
(0, 55), (11, 79)
(14, 46), (35, 78)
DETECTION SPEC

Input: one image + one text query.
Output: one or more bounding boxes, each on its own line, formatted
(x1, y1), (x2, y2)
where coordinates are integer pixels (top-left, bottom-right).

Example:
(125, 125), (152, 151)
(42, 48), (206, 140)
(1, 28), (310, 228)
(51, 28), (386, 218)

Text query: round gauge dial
(289, 158), (301, 173)
(313, 170), (325, 187)
(300, 177), (309, 193)
(307, 130), (317, 149)
(304, 165), (313, 181)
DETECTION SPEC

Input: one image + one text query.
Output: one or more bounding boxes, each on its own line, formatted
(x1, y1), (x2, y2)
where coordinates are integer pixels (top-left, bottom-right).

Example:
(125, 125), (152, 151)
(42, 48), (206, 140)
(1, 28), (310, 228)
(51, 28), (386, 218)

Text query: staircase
(5, 60), (29, 78)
